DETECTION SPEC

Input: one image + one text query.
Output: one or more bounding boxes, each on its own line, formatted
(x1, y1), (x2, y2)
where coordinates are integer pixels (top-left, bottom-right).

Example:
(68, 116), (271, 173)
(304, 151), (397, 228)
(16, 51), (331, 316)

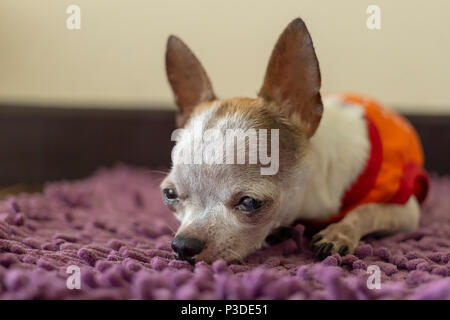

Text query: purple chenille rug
(0, 165), (449, 300)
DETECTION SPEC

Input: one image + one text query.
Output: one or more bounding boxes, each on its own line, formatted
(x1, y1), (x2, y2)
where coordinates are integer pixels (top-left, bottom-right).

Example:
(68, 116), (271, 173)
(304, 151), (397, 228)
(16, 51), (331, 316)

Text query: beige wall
(0, 0), (449, 113)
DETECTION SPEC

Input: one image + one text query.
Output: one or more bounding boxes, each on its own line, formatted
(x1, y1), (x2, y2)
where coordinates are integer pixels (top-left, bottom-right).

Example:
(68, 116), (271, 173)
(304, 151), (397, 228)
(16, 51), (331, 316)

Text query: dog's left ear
(166, 35), (216, 127)
(259, 18), (323, 138)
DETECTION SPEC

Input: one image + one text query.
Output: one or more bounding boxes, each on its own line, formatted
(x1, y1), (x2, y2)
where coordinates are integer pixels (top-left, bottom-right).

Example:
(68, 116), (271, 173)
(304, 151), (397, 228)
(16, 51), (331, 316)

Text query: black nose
(171, 236), (205, 263)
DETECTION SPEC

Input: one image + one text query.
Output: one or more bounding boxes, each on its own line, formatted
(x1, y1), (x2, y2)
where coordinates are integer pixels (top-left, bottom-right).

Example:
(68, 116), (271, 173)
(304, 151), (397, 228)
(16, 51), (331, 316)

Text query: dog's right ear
(166, 35), (216, 127)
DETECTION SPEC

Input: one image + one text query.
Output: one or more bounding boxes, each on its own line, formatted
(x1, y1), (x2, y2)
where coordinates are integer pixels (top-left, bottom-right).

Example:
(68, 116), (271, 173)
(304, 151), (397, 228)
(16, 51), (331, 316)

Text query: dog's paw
(309, 223), (359, 260)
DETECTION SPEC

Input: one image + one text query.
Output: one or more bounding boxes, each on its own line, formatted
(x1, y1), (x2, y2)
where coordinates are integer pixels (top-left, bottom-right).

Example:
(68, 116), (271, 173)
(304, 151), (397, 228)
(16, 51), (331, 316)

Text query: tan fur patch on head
(208, 97), (308, 177)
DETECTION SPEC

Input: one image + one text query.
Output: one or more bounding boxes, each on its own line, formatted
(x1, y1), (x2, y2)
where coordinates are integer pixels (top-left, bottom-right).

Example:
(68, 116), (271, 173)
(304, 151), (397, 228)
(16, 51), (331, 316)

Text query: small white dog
(161, 18), (429, 264)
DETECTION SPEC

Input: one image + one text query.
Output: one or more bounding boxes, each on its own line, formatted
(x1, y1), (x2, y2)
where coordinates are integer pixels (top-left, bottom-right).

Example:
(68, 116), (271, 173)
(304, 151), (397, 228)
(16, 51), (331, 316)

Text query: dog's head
(161, 18), (322, 263)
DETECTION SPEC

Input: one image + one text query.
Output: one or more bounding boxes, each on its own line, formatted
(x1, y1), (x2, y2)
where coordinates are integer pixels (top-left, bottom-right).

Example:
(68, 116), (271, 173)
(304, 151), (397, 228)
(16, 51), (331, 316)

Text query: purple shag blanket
(0, 165), (449, 300)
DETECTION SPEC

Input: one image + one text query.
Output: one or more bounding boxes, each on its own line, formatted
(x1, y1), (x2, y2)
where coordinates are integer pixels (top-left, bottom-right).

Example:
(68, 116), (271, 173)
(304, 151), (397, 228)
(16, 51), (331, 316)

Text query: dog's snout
(171, 236), (205, 263)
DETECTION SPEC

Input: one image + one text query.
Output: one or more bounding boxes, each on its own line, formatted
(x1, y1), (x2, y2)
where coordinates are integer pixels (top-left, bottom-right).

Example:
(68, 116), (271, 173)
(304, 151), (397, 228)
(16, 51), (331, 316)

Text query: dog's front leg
(310, 196), (420, 259)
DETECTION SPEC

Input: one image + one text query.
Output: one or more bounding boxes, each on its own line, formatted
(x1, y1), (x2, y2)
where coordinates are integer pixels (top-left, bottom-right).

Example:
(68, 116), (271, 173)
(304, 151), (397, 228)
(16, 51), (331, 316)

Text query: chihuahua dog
(161, 18), (429, 264)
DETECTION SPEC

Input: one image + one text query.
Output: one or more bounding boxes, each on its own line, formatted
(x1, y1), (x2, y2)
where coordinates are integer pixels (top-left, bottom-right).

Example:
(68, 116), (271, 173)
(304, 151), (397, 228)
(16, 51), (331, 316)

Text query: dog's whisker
(166, 224), (176, 236)
(226, 248), (243, 263)
(146, 169), (170, 175)
(158, 221), (176, 236)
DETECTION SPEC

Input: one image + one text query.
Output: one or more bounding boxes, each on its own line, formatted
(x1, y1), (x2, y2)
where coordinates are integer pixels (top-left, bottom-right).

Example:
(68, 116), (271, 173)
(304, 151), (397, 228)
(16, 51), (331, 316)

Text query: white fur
(294, 95), (371, 221)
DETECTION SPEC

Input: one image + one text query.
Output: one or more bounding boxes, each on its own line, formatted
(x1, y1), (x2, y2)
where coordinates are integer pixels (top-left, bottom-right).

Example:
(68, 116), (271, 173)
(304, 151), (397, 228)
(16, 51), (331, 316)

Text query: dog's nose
(171, 236), (205, 263)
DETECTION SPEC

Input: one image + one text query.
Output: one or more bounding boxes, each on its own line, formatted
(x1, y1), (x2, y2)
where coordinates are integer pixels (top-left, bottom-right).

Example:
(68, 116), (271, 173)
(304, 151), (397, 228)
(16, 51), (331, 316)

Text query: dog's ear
(259, 18), (323, 137)
(166, 35), (216, 127)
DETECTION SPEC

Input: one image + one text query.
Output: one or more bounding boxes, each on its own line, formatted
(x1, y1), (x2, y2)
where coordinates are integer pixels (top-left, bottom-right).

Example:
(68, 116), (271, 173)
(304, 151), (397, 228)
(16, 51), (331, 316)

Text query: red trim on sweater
(391, 162), (429, 204)
(340, 116), (383, 211)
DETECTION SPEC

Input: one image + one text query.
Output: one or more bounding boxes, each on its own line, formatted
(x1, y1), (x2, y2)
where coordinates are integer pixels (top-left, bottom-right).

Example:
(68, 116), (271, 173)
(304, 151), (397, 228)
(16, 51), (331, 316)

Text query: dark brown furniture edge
(0, 105), (448, 185)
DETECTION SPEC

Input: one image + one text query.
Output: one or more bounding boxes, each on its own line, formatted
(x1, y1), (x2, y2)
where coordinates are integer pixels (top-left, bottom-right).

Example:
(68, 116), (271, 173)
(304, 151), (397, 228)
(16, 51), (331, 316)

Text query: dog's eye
(236, 196), (263, 213)
(162, 188), (179, 204)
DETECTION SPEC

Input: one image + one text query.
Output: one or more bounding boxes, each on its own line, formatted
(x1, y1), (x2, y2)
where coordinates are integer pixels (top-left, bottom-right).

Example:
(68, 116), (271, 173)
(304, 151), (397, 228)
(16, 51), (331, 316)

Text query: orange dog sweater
(311, 93), (429, 227)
